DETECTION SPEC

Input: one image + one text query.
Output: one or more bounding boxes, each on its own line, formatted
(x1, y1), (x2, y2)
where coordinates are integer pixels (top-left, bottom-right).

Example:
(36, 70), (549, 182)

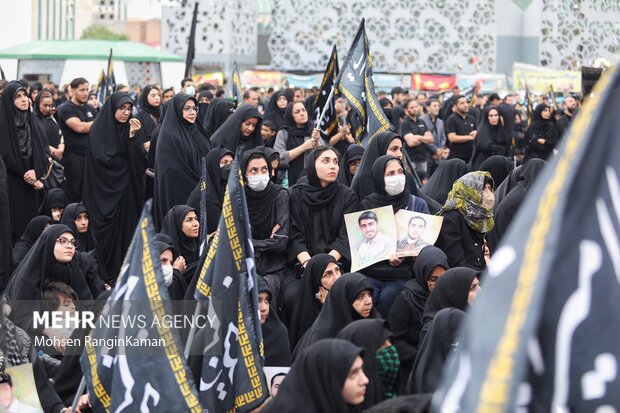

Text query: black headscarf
(38, 188), (68, 220)
(486, 158), (547, 253)
(4, 225), (94, 329)
(241, 149), (285, 239)
(263, 338), (364, 413)
(258, 277), (291, 366)
(200, 148), (234, 234)
(421, 158), (470, 205)
(479, 155), (514, 189)
(470, 105), (509, 170)
(203, 98), (235, 139)
(524, 103), (558, 161)
(136, 84), (161, 138)
(337, 144), (365, 186)
(409, 308), (465, 394)
(401, 245), (451, 320)
(12, 215), (52, 268)
(421, 267), (478, 340)
(196, 90), (213, 126)
(262, 90), (290, 130)
(351, 132), (421, 201)
(154, 93), (211, 229)
(160, 205), (199, 265)
(33, 90), (62, 147)
(288, 146), (358, 262)
(361, 155), (410, 212)
(0, 81), (48, 177)
(292, 272), (377, 360)
(257, 145), (280, 182)
(210, 103), (263, 155)
(283, 101), (314, 185)
(60, 203), (98, 252)
(337, 319), (393, 409)
(82, 92), (144, 279)
(288, 254), (339, 349)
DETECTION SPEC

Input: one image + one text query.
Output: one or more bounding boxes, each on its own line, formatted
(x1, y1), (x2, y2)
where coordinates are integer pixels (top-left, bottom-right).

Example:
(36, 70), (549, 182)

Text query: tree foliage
(80, 25), (128, 41)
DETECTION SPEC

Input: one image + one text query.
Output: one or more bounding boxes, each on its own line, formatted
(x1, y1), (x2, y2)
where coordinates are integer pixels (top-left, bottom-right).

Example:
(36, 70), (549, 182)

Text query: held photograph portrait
(344, 206), (398, 272)
(394, 210), (443, 258)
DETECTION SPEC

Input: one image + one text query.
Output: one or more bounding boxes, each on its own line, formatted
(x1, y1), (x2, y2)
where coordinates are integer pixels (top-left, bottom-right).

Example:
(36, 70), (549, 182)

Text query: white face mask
(162, 264), (173, 287)
(246, 174), (270, 192)
(384, 175), (406, 196)
(184, 86), (195, 97)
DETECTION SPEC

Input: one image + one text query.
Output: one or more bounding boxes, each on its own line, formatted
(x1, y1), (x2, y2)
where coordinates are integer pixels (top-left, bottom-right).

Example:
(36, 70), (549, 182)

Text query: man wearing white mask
(180, 78), (196, 98)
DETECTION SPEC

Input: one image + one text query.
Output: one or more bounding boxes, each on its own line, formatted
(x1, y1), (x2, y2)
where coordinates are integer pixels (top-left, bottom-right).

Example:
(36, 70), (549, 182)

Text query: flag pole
(184, 302), (202, 358)
(71, 377), (87, 412)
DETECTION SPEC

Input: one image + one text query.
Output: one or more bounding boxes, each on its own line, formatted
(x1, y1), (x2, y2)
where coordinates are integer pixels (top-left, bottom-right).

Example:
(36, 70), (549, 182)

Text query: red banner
(411, 73), (457, 91)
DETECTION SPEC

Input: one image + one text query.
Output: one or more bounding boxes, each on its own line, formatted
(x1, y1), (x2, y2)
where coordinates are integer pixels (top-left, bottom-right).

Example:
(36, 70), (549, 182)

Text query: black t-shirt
(400, 116), (429, 162)
(57, 101), (95, 154)
(445, 112), (476, 162)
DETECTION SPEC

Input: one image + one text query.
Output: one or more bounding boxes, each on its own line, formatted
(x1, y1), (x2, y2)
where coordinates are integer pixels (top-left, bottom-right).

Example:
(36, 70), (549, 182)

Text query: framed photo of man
(344, 206), (397, 272)
(394, 210), (443, 258)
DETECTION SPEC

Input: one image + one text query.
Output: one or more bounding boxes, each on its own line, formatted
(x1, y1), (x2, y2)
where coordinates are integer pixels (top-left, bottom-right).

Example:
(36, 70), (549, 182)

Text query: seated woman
(387, 245), (449, 389)
(292, 272), (377, 361)
(409, 308), (465, 395)
(436, 171), (495, 270)
(39, 188), (68, 223)
(153, 238), (188, 304)
(287, 254), (341, 349)
(337, 319), (399, 409)
(60, 203), (110, 284)
(352, 131), (441, 213)
(210, 103), (263, 156)
(420, 158), (470, 206)
(241, 149), (289, 301)
(258, 277), (291, 367)
(337, 144), (365, 187)
(3, 224), (101, 332)
(12, 215), (52, 269)
(282, 146), (358, 323)
(359, 155), (430, 317)
(419, 267), (480, 342)
(160, 205), (200, 279)
(262, 338), (368, 413)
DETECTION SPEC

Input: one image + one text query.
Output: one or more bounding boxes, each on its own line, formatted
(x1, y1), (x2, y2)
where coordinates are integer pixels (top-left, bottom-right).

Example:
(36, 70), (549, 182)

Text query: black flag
(198, 157), (208, 255)
(313, 45), (339, 142)
(0, 65), (5, 81)
(435, 65), (620, 412)
(227, 62), (243, 104)
(525, 80), (534, 127)
(184, 1), (198, 79)
(105, 48), (116, 99)
(95, 70), (107, 105)
(336, 19), (393, 147)
(80, 201), (202, 413)
(193, 158), (268, 411)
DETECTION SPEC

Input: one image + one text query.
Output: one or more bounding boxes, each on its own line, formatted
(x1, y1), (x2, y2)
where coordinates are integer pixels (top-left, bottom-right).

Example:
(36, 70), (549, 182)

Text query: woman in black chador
(82, 92), (145, 280)
(154, 93), (211, 229)
(0, 81), (49, 242)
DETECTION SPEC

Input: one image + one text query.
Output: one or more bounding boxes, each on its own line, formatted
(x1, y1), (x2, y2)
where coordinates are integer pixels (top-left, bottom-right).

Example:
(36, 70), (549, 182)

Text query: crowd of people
(0, 75), (579, 412)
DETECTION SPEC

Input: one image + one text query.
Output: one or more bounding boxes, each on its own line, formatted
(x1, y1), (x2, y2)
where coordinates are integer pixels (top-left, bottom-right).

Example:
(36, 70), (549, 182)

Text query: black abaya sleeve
(326, 187), (358, 263)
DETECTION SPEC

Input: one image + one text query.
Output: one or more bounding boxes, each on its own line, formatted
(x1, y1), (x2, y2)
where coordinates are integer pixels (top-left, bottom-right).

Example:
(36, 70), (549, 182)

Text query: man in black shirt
(400, 98), (433, 175)
(57, 77), (95, 202)
(556, 95), (578, 137)
(444, 95), (477, 162)
(390, 86), (407, 129)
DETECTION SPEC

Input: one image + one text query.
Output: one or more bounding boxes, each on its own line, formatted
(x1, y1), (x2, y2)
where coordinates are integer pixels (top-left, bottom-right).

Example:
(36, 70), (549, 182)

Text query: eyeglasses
(56, 237), (78, 249)
(118, 105), (132, 114)
(183, 106), (198, 113)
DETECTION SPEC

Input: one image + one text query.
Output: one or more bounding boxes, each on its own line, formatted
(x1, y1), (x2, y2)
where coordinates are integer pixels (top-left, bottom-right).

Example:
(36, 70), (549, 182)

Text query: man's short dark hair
(262, 119), (277, 131)
(0, 373), (12, 387)
(409, 215), (427, 227)
(162, 87), (174, 95)
(243, 89), (258, 100)
(70, 77), (89, 89)
(428, 97), (439, 105)
(41, 281), (78, 312)
(404, 98), (418, 109)
(114, 84), (127, 92)
(488, 93), (501, 102)
(391, 86), (405, 97)
(181, 78), (193, 88)
(270, 372), (287, 387)
(359, 211), (378, 225)
(452, 95), (466, 106)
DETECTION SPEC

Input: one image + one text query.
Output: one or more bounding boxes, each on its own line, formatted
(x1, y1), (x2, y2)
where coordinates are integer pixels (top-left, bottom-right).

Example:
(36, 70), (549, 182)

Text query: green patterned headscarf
(442, 171), (494, 233)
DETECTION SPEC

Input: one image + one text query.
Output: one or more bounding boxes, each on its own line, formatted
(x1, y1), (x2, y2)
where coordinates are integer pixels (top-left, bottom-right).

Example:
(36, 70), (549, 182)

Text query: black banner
(80, 201), (202, 413)
(193, 158), (268, 412)
(336, 19), (393, 147)
(184, 2), (198, 79)
(313, 45), (339, 141)
(435, 65), (620, 412)
(228, 62), (243, 104)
